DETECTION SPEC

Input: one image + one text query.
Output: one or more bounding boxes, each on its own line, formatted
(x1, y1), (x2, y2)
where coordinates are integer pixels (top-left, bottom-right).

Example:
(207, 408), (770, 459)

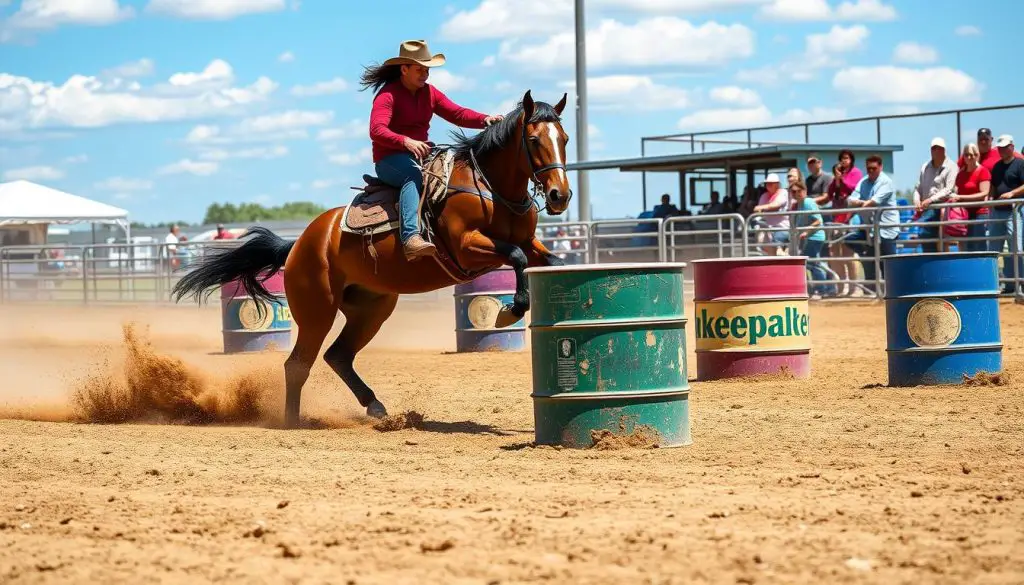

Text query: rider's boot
(403, 234), (435, 261)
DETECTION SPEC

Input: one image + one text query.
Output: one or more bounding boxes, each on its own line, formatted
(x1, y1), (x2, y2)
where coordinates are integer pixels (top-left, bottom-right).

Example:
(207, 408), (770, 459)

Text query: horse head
(518, 90), (573, 215)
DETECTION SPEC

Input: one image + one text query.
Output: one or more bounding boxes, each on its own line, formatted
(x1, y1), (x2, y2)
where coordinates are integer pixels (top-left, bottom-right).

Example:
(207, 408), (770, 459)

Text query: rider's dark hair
(358, 62), (402, 94)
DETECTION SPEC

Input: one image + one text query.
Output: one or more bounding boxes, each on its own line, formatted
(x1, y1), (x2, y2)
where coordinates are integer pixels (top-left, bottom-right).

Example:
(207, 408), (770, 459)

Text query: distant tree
(202, 201), (328, 224)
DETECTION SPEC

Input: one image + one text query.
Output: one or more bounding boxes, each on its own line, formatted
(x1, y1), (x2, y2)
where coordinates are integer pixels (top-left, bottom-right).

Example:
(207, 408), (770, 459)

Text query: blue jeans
(374, 152), (423, 243)
(843, 230), (898, 293)
(988, 205), (1024, 290)
(916, 207), (940, 253)
(965, 214), (988, 252)
(801, 238), (836, 295)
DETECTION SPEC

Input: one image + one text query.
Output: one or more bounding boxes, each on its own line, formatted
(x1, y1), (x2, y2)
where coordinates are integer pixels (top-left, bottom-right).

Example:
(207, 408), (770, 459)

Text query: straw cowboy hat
(382, 40), (446, 67)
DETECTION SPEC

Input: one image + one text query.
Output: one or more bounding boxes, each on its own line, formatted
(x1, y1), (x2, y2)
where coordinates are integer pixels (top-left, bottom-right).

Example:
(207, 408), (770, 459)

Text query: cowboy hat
(382, 40), (446, 68)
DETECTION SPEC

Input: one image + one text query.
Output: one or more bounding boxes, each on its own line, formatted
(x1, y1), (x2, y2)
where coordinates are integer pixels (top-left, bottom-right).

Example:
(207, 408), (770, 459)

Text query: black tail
(171, 226), (295, 314)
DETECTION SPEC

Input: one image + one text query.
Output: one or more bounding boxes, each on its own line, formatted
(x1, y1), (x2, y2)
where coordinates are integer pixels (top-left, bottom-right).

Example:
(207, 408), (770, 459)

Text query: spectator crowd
(648, 127), (1024, 296)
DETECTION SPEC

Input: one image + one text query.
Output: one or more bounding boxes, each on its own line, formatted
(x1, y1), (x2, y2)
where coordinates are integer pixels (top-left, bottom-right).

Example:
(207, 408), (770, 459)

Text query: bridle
(520, 120), (572, 214)
(467, 117), (571, 216)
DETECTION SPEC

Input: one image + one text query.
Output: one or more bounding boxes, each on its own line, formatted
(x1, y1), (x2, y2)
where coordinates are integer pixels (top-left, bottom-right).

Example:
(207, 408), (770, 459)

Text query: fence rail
(2, 200), (1021, 304)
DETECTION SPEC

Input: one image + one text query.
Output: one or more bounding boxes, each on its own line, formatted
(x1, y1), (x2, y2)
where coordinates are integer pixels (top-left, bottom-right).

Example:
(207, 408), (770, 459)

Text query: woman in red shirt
(948, 142), (992, 251)
(360, 40), (504, 260)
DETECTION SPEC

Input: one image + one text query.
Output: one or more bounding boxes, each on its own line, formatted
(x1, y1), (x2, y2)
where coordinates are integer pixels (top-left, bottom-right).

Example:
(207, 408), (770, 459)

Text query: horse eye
(529, 136), (540, 143)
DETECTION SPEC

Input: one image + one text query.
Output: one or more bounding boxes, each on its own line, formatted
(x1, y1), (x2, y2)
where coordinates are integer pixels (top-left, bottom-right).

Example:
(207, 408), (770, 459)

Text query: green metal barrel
(525, 262), (691, 449)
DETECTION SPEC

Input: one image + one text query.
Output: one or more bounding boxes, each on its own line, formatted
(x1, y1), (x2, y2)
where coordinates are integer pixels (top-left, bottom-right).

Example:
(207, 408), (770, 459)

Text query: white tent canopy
(0, 180), (130, 233)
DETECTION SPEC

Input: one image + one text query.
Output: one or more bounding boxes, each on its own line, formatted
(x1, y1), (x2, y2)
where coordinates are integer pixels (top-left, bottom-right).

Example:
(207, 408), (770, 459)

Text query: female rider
(360, 40), (504, 260)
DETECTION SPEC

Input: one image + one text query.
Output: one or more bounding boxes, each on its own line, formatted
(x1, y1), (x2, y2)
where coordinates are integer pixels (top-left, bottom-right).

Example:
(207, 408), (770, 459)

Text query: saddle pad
(342, 189), (400, 234)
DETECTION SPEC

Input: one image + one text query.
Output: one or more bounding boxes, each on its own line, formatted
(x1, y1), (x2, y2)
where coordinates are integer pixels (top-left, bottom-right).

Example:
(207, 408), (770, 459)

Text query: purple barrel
(220, 270), (292, 354)
(452, 267), (526, 352)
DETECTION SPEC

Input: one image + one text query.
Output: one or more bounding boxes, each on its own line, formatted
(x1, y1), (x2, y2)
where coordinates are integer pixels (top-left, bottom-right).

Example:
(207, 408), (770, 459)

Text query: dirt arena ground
(1, 294), (1022, 584)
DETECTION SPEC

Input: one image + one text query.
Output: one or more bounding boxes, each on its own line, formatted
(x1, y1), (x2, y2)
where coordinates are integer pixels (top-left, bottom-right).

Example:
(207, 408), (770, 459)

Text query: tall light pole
(574, 0), (591, 222)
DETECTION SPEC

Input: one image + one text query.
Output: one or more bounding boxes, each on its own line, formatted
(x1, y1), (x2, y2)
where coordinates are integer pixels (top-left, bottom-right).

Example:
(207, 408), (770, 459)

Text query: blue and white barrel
(883, 252), (1002, 385)
(220, 270), (292, 354)
(452, 267), (526, 352)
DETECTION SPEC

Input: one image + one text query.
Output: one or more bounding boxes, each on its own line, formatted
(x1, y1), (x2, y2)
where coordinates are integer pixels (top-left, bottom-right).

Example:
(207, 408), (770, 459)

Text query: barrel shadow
(413, 419), (526, 436)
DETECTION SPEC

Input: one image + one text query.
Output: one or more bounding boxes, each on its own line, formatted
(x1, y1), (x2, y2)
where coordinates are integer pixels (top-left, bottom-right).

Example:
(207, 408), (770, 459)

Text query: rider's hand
(484, 114), (504, 126)
(404, 138), (431, 160)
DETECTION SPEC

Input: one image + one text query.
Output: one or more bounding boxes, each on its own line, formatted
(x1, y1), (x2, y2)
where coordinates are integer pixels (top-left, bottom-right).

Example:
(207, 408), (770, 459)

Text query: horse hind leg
(284, 314), (334, 429)
(322, 286), (399, 419)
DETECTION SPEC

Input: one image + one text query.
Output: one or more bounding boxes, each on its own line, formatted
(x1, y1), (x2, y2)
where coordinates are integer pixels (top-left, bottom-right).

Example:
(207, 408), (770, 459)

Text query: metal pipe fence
(1, 200), (1021, 305)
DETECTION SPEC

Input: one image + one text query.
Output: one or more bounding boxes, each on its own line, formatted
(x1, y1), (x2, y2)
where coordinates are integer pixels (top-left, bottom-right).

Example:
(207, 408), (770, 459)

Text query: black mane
(450, 100), (562, 163)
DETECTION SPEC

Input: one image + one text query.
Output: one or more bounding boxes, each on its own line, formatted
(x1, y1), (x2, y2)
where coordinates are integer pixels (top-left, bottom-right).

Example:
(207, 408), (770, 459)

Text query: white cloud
(834, 0), (897, 20)
(440, 0), (766, 42)
(166, 58), (233, 91)
(317, 119), (364, 142)
(832, 66), (983, 104)
(277, 51), (295, 63)
(4, 0), (134, 33)
(594, 0), (768, 11)
(429, 69), (473, 92)
(95, 177), (153, 191)
(500, 17), (754, 70)
(439, 0), (570, 42)
(328, 147), (372, 166)
(311, 179), (340, 190)
(64, 154), (88, 164)
(735, 24), (867, 84)
(101, 58), (155, 79)
(561, 75), (691, 110)
(290, 77), (348, 97)
(678, 106), (772, 130)
(893, 42), (938, 64)
(3, 165), (64, 181)
(157, 159), (218, 176)
(677, 105), (847, 130)
(807, 24), (869, 55)
(0, 60), (277, 131)
(185, 110), (334, 144)
(709, 86), (761, 107)
(236, 110), (333, 134)
(481, 55), (496, 67)
(197, 145), (288, 161)
(145, 0), (286, 20)
(955, 25), (981, 36)
(760, 0), (896, 21)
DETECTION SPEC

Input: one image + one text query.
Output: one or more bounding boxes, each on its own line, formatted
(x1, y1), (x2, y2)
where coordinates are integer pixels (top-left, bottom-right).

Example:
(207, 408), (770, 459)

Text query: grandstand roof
(566, 144), (905, 174)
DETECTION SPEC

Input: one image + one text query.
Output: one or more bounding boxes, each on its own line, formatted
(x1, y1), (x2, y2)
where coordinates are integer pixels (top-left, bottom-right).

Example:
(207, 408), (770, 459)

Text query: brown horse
(172, 90), (573, 427)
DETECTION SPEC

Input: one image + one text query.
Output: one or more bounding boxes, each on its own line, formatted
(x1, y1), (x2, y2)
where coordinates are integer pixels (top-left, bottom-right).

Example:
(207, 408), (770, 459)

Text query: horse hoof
(366, 400), (388, 419)
(494, 306), (522, 329)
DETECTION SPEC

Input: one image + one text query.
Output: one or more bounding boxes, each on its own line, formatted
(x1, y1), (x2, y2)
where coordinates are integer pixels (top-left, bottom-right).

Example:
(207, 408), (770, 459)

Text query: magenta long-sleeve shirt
(369, 81), (488, 163)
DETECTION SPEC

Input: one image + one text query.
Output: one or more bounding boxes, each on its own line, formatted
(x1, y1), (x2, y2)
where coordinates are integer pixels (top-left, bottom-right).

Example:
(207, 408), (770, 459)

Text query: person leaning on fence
(948, 142), (992, 252)
(912, 137), (958, 253)
(843, 154), (900, 294)
(987, 134), (1024, 293)
(790, 180), (836, 297)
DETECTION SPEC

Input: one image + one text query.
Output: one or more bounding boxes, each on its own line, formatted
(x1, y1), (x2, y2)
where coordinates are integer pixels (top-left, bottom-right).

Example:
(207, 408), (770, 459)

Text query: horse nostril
(548, 189), (561, 201)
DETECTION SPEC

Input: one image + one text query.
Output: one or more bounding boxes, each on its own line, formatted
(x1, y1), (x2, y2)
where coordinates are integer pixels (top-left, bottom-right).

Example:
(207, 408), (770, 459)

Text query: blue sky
(1, 0), (1021, 225)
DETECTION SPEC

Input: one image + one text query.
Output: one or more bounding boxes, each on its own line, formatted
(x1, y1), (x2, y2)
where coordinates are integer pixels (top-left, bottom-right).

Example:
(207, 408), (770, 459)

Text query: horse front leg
(523, 237), (565, 267)
(457, 231), (529, 329)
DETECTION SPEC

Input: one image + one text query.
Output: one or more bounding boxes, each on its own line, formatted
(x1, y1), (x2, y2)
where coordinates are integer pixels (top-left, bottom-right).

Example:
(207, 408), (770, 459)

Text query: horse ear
(554, 93), (568, 115)
(521, 90), (535, 123)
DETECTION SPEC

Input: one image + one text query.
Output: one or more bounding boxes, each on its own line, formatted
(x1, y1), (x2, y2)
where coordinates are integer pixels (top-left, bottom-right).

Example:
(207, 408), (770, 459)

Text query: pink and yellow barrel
(219, 270), (292, 354)
(692, 257), (811, 380)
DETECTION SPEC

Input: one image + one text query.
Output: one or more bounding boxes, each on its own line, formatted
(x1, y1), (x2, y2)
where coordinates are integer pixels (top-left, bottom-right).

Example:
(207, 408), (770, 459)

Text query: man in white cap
(988, 134), (1024, 292)
(913, 137), (958, 252)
